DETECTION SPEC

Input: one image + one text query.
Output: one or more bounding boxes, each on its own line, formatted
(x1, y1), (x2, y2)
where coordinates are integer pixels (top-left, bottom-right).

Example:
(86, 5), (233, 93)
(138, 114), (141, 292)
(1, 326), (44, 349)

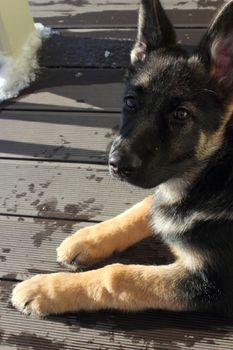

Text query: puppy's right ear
(131, 0), (176, 65)
(197, 1), (233, 89)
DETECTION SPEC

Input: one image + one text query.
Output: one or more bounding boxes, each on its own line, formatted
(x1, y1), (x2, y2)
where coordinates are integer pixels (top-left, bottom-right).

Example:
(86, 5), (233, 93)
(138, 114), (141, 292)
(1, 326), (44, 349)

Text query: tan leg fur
(12, 262), (188, 316)
(57, 195), (153, 269)
(12, 196), (193, 316)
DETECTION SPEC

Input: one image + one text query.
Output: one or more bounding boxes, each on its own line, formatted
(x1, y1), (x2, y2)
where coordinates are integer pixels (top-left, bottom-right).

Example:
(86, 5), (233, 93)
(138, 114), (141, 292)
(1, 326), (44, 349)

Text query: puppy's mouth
(108, 149), (158, 188)
(108, 164), (131, 182)
(109, 163), (155, 189)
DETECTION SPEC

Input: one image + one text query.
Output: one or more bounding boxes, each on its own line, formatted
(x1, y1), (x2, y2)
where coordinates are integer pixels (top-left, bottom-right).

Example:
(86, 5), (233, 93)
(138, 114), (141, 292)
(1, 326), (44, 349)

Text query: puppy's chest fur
(151, 179), (190, 239)
(151, 177), (223, 242)
(151, 174), (233, 243)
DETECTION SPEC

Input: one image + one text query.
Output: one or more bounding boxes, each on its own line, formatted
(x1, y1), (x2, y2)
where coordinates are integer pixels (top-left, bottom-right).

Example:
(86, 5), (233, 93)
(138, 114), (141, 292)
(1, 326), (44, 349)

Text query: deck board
(29, 0), (227, 28)
(3, 69), (124, 112)
(38, 28), (203, 68)
(2, 28), (205, 112)
(0, 159), (150, 221)
(0, 110), (119, 162)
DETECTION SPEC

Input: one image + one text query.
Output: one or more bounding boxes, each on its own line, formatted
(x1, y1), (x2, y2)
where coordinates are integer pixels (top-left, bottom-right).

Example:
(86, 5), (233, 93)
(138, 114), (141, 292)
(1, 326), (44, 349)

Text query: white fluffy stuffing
(0, 23), (51, 102)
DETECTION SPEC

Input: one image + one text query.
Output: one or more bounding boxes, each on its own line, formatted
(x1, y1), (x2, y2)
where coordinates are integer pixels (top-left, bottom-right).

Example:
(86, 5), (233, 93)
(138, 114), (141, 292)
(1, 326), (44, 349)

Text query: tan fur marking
(57, 196), (153, 268)
(12, 262), (189, 316)
(196, 131), (219, 160)
(196, 103), (233, 160)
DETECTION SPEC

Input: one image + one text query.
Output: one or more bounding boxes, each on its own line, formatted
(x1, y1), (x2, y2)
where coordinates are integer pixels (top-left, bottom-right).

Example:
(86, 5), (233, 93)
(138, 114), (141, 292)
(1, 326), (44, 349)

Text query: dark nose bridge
(111, 134), (123, 153)
(111, 119), (138, 154)
(111, 112), (155, 158)
(109, 128), (142, 178)
(111, 136), (130, 158)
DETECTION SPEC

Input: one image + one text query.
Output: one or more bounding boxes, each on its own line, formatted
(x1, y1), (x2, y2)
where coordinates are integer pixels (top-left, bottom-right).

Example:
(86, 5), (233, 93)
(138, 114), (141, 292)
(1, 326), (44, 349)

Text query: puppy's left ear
(131, 0), (176, 65)
(198, 1), (233, 89)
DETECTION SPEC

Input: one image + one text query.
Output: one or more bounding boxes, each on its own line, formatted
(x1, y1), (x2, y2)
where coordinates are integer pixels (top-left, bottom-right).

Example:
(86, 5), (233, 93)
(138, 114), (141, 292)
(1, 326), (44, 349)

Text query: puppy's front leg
(57, 195), (153, 269)
(12, 262), (190, 316)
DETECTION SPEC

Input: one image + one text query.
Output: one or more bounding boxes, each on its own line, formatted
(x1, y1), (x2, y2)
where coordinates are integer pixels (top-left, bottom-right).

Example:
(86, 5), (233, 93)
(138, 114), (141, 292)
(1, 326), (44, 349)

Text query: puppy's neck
(154, 166), (202, 206)
(155, 178), (189, 206)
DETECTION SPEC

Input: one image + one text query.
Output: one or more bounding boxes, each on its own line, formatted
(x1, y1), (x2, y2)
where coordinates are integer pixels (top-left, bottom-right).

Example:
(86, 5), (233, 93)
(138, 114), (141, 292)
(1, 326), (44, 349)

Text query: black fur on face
(109, 0), (233, 189)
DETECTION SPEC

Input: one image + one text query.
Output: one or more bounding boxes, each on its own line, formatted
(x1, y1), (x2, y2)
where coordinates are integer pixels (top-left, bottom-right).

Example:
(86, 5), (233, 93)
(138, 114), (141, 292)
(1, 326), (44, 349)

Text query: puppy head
(109, 0), (233, 189)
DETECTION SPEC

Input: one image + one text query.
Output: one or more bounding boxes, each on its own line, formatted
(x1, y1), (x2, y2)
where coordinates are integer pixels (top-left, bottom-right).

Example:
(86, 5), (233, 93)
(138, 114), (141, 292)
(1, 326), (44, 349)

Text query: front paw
(12, 273), (70, 317)
(57, 226), (106, 270)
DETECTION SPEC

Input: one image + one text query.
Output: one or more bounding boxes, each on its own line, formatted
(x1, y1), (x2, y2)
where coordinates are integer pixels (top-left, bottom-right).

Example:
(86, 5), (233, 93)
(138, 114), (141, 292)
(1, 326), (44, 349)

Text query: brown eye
(174, 108), (190, 120)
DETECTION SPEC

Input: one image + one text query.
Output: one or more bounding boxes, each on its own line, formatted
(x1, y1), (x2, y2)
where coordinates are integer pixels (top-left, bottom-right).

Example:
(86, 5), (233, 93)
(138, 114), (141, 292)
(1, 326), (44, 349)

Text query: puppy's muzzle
(109, 151), (142, 179)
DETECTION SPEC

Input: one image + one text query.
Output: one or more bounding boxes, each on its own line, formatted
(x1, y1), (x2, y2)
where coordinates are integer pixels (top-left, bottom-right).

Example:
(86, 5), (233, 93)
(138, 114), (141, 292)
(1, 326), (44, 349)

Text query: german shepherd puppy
(12, 0), (233, 316)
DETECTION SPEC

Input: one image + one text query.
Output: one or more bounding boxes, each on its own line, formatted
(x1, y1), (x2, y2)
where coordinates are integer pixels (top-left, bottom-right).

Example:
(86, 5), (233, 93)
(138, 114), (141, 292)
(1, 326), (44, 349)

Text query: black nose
(109, 152), (141, 178)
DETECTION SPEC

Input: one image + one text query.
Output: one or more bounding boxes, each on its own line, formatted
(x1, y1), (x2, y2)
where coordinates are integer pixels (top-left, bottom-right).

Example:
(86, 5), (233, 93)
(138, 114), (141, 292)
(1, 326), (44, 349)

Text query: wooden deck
(1, 1), (233, 349)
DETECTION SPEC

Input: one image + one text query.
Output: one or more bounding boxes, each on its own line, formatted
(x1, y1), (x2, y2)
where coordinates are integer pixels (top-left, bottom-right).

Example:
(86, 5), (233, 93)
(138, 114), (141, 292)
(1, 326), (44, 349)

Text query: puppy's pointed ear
(198, 1), (233, 89)
(131, 0), (176, 65)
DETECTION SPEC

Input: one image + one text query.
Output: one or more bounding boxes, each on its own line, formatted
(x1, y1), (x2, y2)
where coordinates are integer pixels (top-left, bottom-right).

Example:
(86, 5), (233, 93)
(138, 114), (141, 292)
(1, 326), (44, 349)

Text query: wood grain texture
(0, 159), (150, 221)
(0, 110), (120, 162)
(29, 0), (227, 28)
